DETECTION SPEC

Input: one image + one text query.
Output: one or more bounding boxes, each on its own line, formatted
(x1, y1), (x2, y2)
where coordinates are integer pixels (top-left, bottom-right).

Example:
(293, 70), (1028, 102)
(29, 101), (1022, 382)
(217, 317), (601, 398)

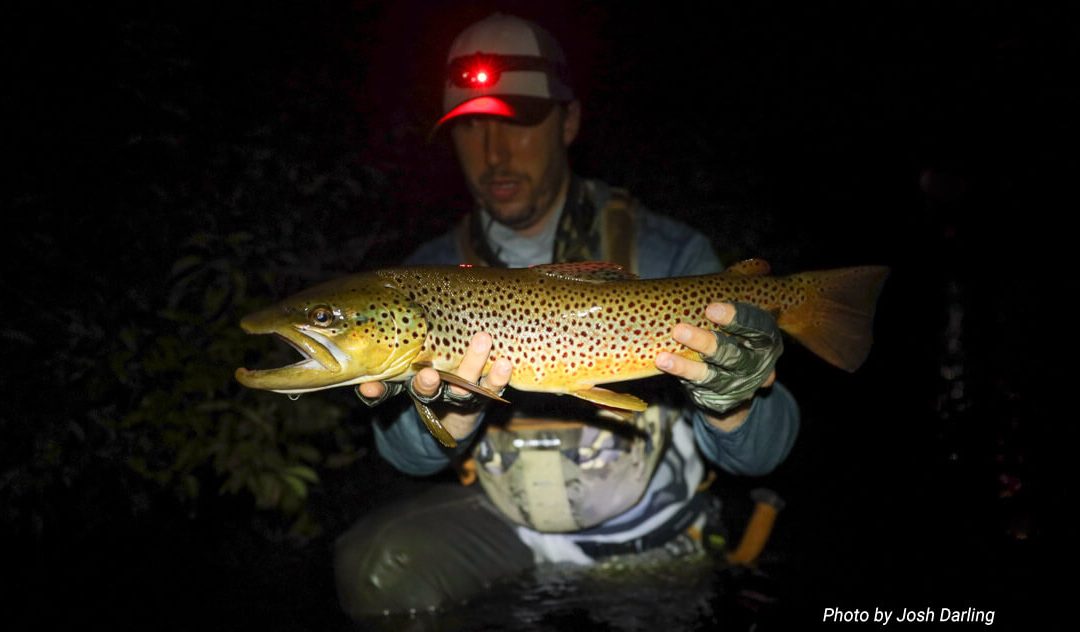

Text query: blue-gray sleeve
(691, 381), (800, 476)
(373, 408), (483, 476)
(633, 208), (723, 280)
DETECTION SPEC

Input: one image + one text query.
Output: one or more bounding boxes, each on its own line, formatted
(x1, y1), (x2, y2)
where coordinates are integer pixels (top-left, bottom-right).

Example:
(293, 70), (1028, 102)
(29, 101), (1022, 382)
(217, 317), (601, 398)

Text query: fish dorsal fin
(724, 258), (772, 276)
(530, 262), (638, 283)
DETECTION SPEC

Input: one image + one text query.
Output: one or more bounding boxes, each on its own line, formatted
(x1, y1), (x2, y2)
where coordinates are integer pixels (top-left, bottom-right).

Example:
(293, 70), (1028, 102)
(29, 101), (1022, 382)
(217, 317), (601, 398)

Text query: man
(334, 13), (799, 619)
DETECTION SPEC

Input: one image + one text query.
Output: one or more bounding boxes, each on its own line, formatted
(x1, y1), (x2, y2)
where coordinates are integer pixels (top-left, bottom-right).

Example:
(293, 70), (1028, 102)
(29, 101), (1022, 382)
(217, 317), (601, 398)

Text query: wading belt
(573, 490), (709, 559)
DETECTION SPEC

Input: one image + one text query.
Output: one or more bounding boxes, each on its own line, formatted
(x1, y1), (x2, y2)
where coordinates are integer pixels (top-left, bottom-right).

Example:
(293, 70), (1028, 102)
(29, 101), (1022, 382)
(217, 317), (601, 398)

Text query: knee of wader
(333, 519), (447, 619)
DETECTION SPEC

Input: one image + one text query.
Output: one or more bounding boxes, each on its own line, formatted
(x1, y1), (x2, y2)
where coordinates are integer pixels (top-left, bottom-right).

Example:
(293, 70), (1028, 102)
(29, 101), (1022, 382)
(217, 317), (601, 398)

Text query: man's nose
(483, 119), (509, 167)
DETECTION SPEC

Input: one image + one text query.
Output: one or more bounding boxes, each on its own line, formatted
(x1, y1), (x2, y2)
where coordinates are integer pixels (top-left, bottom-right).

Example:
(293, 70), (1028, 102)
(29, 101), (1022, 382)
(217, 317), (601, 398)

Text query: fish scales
(379, 265), (810, 393)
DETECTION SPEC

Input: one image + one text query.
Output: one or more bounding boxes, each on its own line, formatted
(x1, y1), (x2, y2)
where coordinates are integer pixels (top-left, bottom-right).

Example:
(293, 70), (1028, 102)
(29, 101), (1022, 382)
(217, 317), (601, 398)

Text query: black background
(4, 1), (1073, 630)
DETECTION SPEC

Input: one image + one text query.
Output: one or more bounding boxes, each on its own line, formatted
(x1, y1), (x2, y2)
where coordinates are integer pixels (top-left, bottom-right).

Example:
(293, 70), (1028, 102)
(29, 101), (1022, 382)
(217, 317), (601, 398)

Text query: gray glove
(354, 379), (485, 408)
(681, 302), (783, 416)
(354, 382), (405, 407)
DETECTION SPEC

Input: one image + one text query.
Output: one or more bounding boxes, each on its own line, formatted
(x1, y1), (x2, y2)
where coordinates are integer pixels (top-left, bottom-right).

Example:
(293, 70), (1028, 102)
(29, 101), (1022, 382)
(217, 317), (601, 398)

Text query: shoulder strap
(455, 179), (639, 272)
(598, 185), (638, 274)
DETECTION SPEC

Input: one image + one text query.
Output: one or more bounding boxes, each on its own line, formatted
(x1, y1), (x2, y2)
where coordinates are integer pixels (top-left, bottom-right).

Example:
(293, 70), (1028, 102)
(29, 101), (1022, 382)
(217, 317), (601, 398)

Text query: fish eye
(308, 305), (335, 327)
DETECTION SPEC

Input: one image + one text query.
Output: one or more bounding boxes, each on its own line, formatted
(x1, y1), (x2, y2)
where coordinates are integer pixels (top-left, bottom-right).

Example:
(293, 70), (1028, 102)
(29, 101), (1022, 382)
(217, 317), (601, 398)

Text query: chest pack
(450, 179), (669, 531)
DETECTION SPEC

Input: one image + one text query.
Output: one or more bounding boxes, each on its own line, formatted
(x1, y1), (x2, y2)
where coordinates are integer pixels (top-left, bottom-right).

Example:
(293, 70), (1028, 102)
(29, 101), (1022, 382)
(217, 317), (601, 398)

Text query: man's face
(450, 102), (580, 235)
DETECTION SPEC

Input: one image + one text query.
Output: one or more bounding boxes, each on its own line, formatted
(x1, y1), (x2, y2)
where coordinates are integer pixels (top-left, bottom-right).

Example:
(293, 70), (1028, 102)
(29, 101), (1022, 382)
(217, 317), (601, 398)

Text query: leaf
(288, 511), (323, 539)
(280, 473), (307, 500)
(254, 472), (281, 508)
(204, 284), (229, 317)
(67, 421), (86, 443)
(185, 232), (213, 249)
(287, 444), (320, 464)
(226, 232), (253, 248)
(283, 465), (318, 484)
(170, 255), (203, 277)
(324, 450), (364, 469)
(182, 474), (200, 500)
(230, 270), (248, 302)
(113, 327), (139, 352)
(219, 473), (245, 495)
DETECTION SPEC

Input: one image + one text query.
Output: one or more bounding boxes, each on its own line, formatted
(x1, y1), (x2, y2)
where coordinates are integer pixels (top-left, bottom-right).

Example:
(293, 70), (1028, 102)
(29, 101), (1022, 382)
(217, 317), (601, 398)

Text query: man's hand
(357, 332), (513, 441)
(655, 302), (781, 432)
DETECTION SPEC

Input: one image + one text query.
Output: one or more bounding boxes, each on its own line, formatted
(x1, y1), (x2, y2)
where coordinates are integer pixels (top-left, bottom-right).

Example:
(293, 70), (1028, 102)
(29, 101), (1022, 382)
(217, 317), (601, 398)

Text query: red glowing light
(436, 97), (516, 128)
(449, 56), (505, 89)
(467, 68), (493, 86)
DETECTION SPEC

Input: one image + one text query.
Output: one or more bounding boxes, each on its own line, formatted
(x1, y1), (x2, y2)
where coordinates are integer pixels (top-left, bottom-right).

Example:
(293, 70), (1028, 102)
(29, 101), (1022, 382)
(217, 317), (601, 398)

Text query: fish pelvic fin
(778, 266), (890, 372)
(411, 396), (457, 448)
(570, 387), (649, 413)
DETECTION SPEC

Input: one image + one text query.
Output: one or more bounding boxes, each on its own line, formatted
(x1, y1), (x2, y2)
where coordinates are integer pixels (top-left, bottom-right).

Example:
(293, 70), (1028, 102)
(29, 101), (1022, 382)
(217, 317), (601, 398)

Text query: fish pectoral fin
(434, 370), (511, 404)
(410, 396), (457, 448)
(570, 387), (649, 412)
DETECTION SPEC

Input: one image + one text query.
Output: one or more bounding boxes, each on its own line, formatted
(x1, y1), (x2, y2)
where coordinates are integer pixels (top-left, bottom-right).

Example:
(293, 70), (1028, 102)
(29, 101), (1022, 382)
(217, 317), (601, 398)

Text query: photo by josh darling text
(823, 607), (996, 625)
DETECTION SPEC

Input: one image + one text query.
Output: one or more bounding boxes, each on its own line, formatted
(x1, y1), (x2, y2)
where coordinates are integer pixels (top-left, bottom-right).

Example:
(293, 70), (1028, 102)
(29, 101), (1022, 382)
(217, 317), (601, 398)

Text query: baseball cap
(435, 13), (574, 131)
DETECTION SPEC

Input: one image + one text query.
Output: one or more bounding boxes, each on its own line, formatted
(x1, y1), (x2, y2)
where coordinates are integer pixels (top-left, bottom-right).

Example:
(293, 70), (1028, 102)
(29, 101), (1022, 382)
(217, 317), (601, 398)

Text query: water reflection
(362, 551), (781, 631)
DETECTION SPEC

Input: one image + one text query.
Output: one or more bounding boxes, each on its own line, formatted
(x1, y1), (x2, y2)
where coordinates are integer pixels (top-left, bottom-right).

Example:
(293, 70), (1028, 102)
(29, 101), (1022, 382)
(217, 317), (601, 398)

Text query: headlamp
(447, 53), (564, 90)
(451, 58), (501, 88)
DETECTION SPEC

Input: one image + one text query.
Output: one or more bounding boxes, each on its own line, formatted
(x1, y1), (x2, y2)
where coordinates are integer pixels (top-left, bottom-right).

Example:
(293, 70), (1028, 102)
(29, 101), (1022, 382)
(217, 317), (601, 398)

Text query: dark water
(347, 481), (787, 632)
(375, 556), (739, 632)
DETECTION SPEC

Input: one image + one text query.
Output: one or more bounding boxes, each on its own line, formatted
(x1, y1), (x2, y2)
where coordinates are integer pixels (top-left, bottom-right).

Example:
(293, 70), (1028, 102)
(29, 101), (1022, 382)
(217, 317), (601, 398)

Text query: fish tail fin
(777, 266), (890, 372)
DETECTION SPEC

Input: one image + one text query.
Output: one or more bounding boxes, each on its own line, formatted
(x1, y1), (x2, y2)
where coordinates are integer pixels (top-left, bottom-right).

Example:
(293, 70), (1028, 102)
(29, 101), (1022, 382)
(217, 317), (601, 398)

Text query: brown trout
(236, 260), (888, 446)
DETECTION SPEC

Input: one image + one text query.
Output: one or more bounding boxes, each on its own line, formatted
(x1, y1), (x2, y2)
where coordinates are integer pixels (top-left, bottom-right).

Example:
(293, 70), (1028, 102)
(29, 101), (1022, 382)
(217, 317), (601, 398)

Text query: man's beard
(488, 202), (545, 231)
(478, 172), (544, 230)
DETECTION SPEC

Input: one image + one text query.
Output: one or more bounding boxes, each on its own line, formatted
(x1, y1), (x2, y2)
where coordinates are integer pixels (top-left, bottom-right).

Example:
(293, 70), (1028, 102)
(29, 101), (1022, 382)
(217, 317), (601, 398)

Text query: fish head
(235, 274), (427, 393)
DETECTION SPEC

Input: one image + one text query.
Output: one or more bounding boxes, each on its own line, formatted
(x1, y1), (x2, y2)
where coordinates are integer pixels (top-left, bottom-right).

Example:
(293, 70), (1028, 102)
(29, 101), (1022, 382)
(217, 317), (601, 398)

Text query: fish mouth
(235, 312), (347, 393)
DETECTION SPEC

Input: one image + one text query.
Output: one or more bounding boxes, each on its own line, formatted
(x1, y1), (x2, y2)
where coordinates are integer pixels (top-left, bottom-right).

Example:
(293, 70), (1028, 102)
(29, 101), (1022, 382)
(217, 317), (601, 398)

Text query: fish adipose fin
(570, 387), (649, 411)
(778, 266), (891, 372)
